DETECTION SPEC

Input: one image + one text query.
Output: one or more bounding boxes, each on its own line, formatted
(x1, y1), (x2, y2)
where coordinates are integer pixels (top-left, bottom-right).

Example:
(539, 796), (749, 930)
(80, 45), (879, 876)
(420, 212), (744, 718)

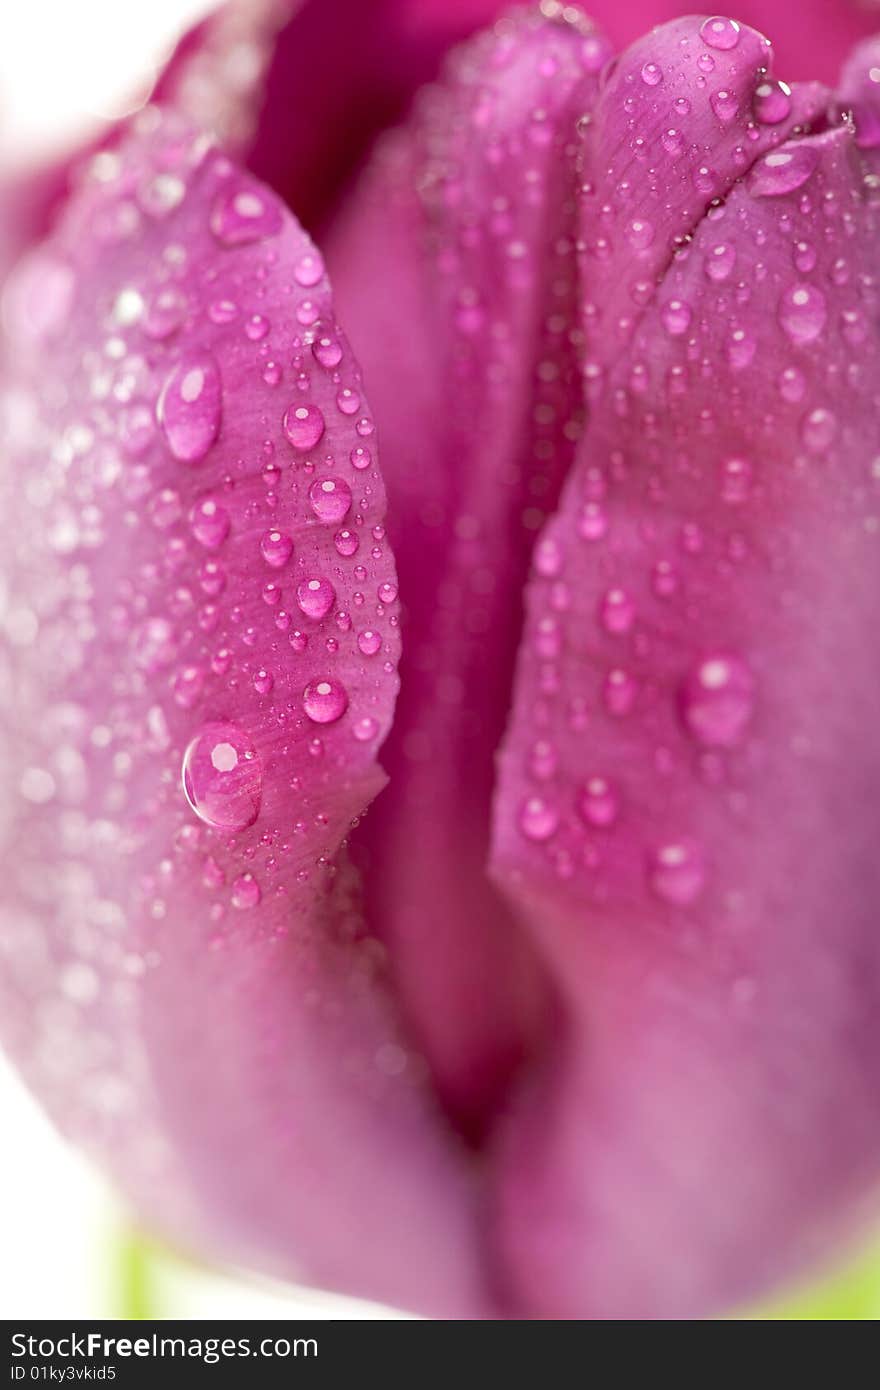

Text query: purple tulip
(2, 0), (880, 1319)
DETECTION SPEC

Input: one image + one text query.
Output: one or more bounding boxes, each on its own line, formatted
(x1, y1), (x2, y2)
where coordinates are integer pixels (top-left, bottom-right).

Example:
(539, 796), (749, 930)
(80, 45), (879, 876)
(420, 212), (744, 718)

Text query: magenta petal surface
(0, 108), (496, 1317)
(490, 20), (880, 1318)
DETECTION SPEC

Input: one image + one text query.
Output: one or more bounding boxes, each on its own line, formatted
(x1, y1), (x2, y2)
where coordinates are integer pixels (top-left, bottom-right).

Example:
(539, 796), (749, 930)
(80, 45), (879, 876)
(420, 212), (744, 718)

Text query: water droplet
(353, 716), (379, 742)
(210, 184), (282, 245)
(190, 496), (230, 549)
(778, 283), (826, 344)
(750, 145), (818, 197)
(647, 840), (706, 905)
(157, 354), (222, 463)
(662, 299), (692, 336)
(603, 667), (637, 716)
(710, 88), (739, 122)
(283, 402), (325, 451)
(680, 653), (755, 747)
(172, 665), (205, 709)
(600, 587), (636, 634)
(334, 528), (359, 557)
(719, 457), (753, 504)
(358, 629), (381, 655)
(753, 78), (792, 124)
(296, 576), (335, 620)
(705, 242), (736, 283)
(260, 529), (294, 569)
(641, 61), (663, 87)
(726, 326), (756, 370)
(578, 777), (619, 828)
(309, 476), (352, 524)
(518, 795), (559, 842)
(700, 16), (741, 50)
(651, 559), (679, 599)
(303, 678), (348, 723)
(313, 334), (343, 369)
(626, 218), (655, 250)
(800, 406), (837, 453)
(182, 721), (262, 831)
(231, 872), (261, 909)
(778, 365), (807, 403)
(294, 251), (325, 287)
(578, 502), (608, 541)
(144, 286), (188, 340)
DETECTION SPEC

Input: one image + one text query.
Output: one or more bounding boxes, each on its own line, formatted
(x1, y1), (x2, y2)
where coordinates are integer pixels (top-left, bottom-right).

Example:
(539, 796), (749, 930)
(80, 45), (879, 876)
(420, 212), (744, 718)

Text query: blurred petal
(0, 108), (495, 1318)
(328, 6), (609, 1135)
(490, 18), (880, 1318)
(160, 0), (507, 229)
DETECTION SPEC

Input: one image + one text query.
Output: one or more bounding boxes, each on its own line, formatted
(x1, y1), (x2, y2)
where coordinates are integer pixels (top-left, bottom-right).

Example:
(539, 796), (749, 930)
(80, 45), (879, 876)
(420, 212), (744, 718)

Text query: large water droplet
(309, 476), (352, 524)
(700, 16), (741, 50)
(182, 721), (262, 830)
(750, 145), (818, 197)
(158, 354), (222, 463)
(303, 678), (348, 723)
(296, 576), (335, 620)
(753, 78), (792, 125)
(283, 402), (325, 451)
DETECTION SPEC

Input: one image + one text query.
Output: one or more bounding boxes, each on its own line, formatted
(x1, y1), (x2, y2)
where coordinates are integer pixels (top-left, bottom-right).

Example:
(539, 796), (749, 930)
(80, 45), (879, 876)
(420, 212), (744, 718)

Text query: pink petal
(490, 19), (880, 1317)
(0, 107), (496, 1317)
(327, 6), (612, 1136)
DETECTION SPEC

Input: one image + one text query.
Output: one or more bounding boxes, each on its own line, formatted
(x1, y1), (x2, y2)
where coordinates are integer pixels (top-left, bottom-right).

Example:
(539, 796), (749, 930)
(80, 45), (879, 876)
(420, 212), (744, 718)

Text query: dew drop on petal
(296, 576), (335, 620)
(309, 476), (352, 524)
(647, 839), (706, 905)
(190, 496), (230, 549)
(700, 16), (741, 50)
(210, 185), (282, 245)
(158, 354), (222, 463)
(518, 795), (559, 842)
(231, 873), (261, 909)
(313, 334), (343, 369)
(182, 721), (262, 831)
(750, 145), (818, 197)
(283, 402), (325, 451)
(753, 78), (792, 125)
(303, 678), (348, 723)
(679, 653), (755, 747)
(778, 283), (826, 344)
(357, 629), (381, 655)
(260, 529), (294, 569)
(577, 777), (619, 828)
(294, 251), (325, 287)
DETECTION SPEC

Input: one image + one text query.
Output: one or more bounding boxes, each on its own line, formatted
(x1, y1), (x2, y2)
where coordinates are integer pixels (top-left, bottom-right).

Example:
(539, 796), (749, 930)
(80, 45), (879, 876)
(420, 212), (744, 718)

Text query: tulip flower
(2, 0), (880, 1320)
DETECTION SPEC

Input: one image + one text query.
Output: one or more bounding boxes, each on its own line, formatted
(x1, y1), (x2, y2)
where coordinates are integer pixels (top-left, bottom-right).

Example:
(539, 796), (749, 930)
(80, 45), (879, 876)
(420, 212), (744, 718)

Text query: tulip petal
(0, 107), (497, 1317)
(490, 20), (880, 1318)
(327, 6), (611, 1134)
